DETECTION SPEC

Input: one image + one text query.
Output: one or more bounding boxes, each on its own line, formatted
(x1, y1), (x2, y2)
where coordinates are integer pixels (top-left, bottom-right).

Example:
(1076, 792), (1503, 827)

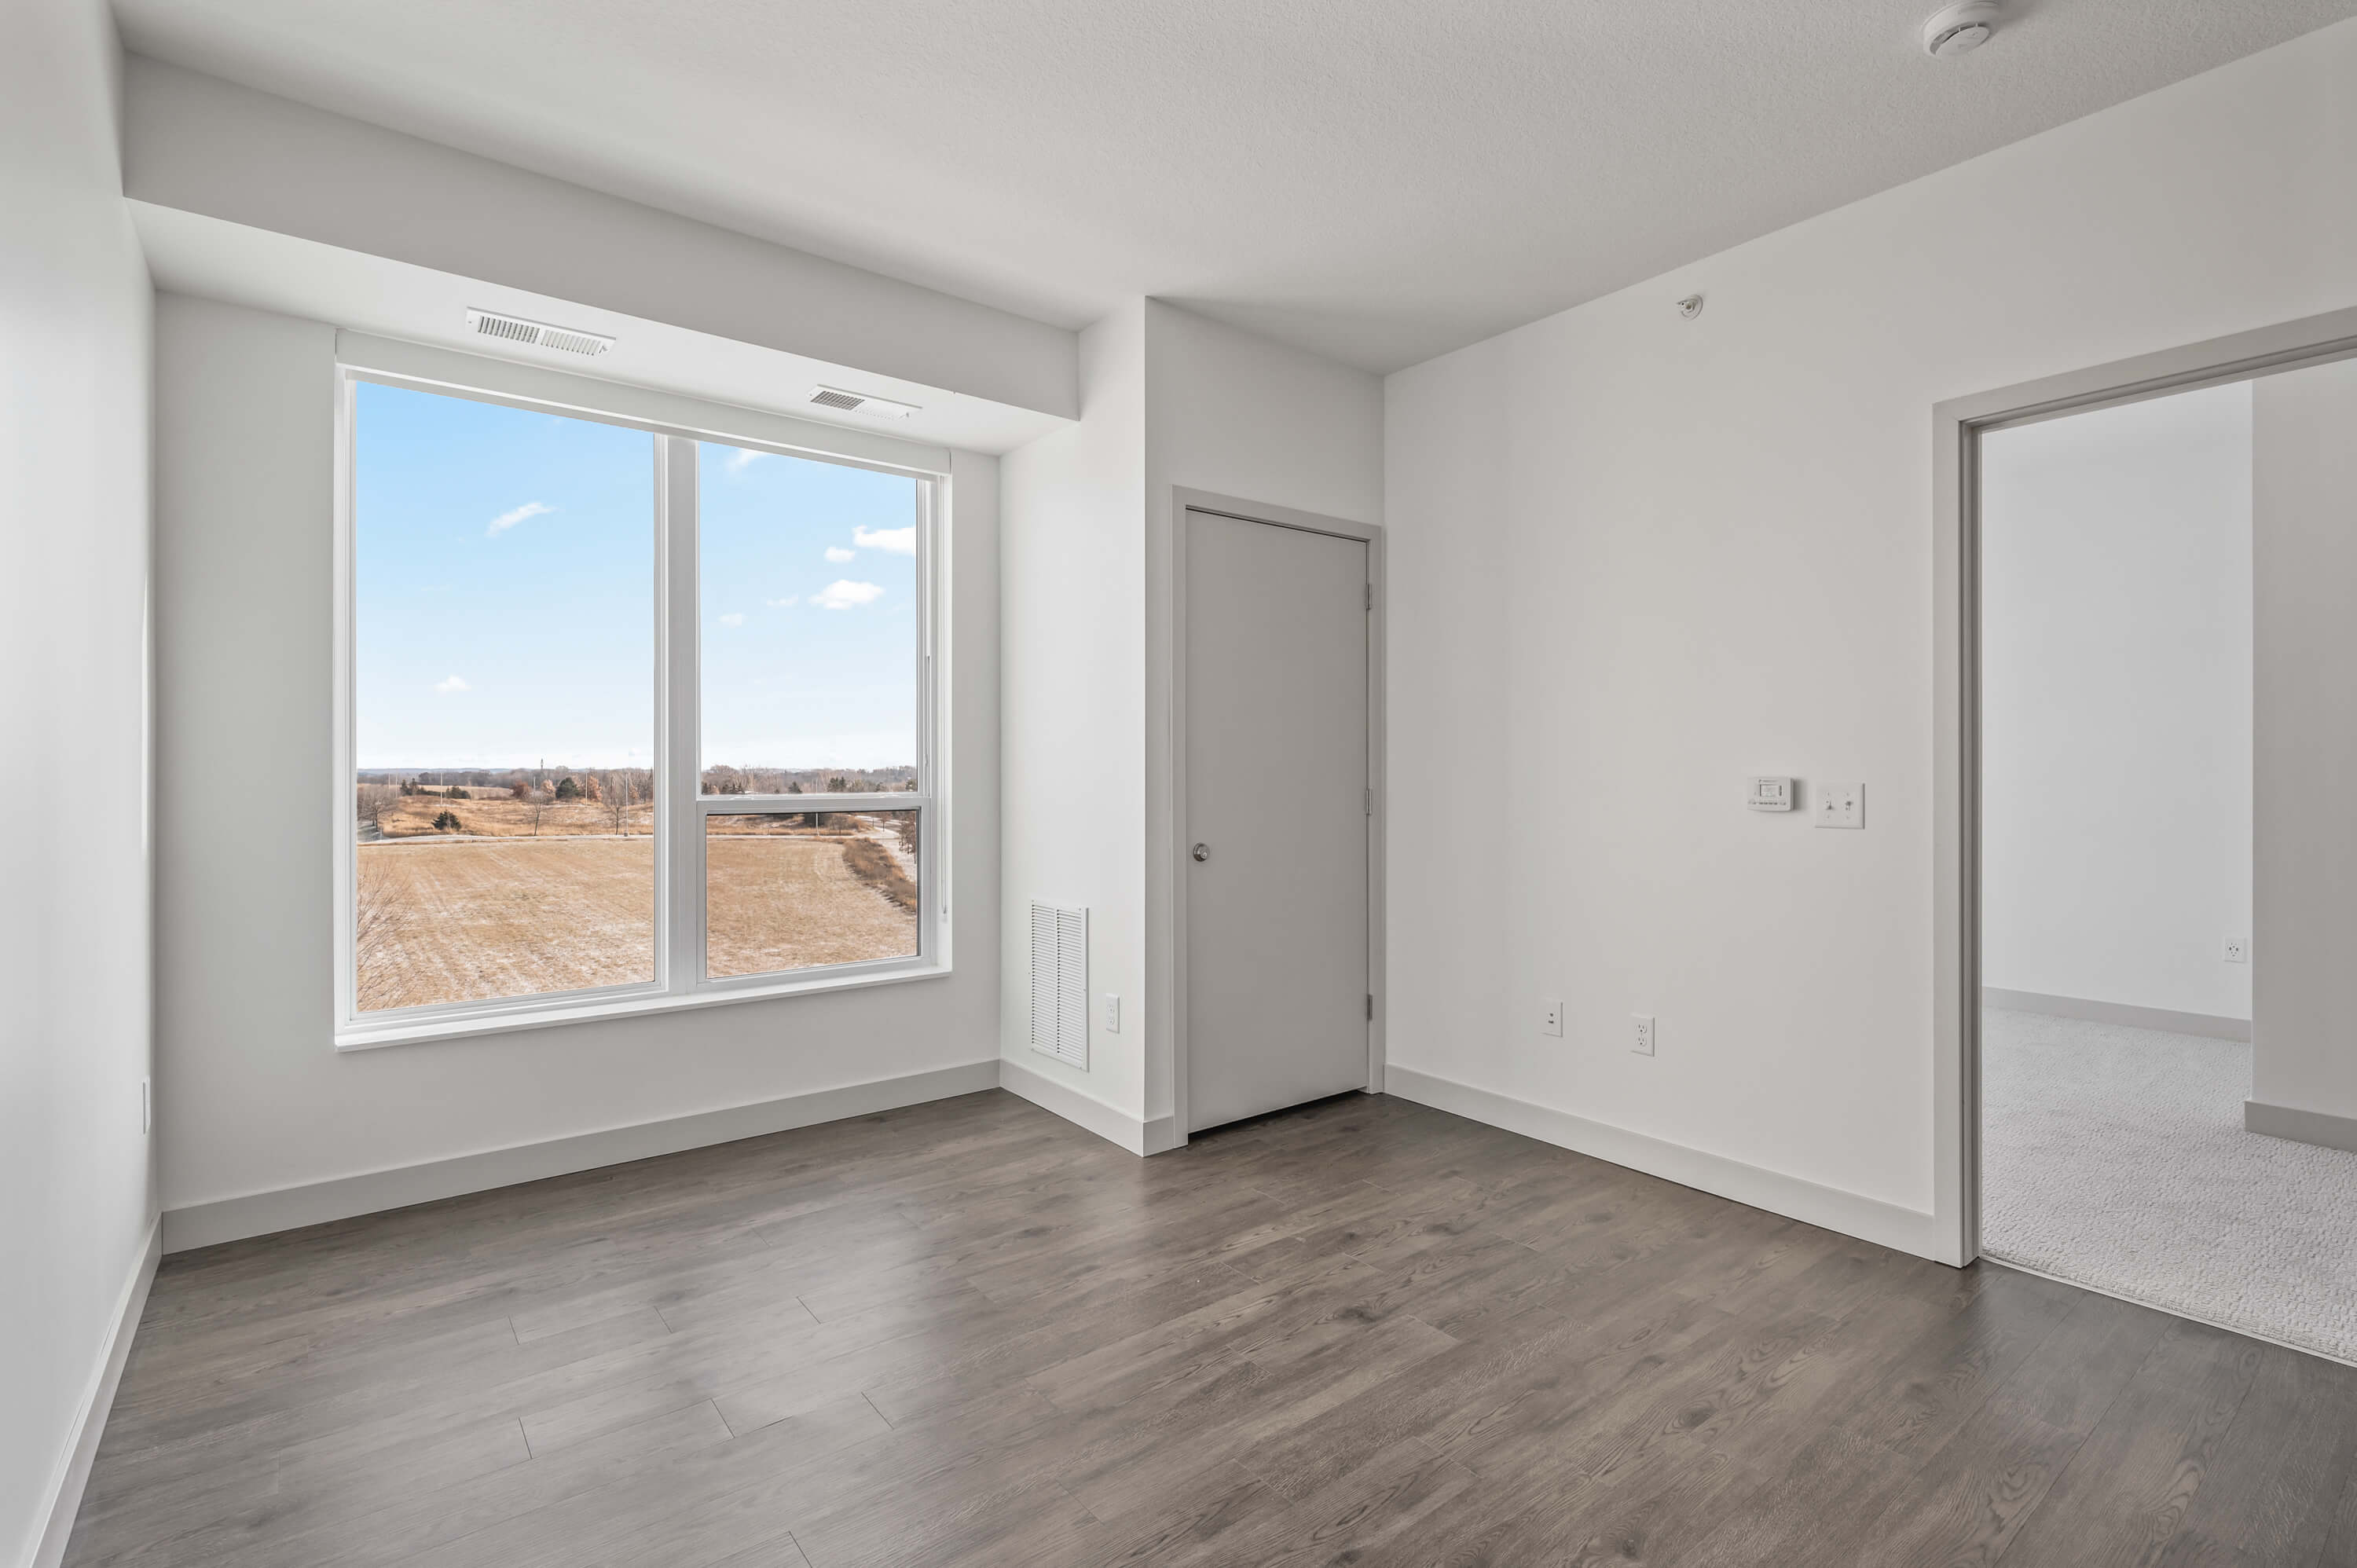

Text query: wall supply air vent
(1029, 903), (1088, 1068)
(465, 309), (614, 357)
(808, 385), (921, 419)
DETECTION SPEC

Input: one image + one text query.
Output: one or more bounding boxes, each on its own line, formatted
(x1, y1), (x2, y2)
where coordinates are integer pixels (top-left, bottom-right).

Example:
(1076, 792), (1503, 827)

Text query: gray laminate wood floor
(66, 1090), (2357, 1568)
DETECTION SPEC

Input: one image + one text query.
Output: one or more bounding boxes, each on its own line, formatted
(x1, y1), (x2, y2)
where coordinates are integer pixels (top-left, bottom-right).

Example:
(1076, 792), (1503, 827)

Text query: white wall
(1981, 383), (2253, 1024)
(2253, 356), (2357, 1130)
(124, 57), (1076, 421)
(999, 303), (1149, 1127)
(996, 300), (1382, 1142)
(153, 291), (1002, 1230)
(0, 0), (157, 1560)
(1383, 18), (2357, 1244)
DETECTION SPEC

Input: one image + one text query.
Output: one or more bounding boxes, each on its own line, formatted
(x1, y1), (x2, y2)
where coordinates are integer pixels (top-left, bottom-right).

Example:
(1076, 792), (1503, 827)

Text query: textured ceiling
(114, 0), (2357, 372)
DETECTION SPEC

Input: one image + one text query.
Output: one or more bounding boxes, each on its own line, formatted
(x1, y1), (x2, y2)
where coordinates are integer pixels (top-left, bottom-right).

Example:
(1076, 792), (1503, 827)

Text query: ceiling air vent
(808, 385), (920, 419)
(465, 309), (614, 358)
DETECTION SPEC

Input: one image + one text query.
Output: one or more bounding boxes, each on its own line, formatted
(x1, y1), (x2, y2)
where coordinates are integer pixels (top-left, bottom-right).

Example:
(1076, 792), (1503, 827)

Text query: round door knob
(1192, 842), (1211, 862)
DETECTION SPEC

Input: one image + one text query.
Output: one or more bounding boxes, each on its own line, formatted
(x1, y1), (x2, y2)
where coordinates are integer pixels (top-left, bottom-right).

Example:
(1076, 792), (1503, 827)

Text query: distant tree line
(361, 766), (656, 794)
(357, 765), (905, 799)
(698, 764), (918, 797)
(356, 766), (653, 837)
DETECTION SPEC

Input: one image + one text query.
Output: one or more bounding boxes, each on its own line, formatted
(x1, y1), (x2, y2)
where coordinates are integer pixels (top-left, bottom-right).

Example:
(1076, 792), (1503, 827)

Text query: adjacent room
(1980, 368), (2357, 1364)
(9, 2), (2357, 1566)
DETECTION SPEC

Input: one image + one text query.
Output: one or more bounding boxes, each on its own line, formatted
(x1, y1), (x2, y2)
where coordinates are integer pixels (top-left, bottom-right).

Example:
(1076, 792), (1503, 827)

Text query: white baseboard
(163, 1051), (1194, 1255)
(1982, 987), (2251, 1042)
(2245, 1098), (2357, 1156)
(162, 1061), (1001, 1253)
(997, 1055), (1179, 1154)
(1383, 1064), (1941, 1262)
(30, 1217), (159, 1568)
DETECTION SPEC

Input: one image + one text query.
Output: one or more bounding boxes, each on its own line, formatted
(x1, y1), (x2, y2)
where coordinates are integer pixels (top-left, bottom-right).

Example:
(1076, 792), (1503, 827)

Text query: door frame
(1932, 303), (2357, 1267)
(1169, 487), (1386, 1141)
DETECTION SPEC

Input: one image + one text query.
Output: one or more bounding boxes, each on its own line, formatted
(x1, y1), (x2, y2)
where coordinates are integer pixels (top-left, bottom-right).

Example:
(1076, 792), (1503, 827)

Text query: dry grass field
(368, 792), (654, 840)
(706, 833), (915, 978)
(356, 838), (656, 1010)
(356, 816), (916, 1011)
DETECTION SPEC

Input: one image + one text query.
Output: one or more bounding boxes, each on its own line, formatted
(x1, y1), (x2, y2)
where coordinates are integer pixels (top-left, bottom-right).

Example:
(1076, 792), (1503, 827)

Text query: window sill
(334, 961), (952, 1052)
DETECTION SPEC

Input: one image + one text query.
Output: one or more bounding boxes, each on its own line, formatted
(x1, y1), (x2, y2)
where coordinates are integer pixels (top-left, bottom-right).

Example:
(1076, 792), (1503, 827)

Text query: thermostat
(1747, 776), (1794, 812)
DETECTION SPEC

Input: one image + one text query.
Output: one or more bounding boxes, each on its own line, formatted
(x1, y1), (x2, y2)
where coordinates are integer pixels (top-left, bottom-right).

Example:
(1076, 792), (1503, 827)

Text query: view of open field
(346, 382), (931, 1015)
(355, 783), (918, 1011)
(706, 818), (917, 978)
(356, 837), (656, 1010)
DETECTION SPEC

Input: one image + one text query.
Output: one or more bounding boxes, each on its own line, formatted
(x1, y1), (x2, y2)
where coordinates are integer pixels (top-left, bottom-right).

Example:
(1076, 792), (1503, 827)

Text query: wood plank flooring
(65, 1089), (2357, 1567)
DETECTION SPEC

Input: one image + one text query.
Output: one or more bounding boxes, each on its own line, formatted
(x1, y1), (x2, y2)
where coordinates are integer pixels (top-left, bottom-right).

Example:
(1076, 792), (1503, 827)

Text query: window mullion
(333, 372), (360, 1028)
(929, 478), (945, 947)
(661, 435), (704, 992)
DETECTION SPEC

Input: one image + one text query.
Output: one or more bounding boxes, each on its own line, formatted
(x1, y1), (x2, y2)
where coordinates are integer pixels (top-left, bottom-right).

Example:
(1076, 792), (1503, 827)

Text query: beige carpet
(1981, 1006), (2357, 1365)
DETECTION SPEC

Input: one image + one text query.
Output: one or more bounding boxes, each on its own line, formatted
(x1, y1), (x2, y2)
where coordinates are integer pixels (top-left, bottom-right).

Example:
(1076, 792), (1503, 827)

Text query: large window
(339, 368), (942, 1041)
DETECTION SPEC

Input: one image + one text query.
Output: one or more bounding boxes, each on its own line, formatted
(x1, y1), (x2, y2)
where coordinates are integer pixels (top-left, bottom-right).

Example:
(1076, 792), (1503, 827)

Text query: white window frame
(332, 338), (951, 1050)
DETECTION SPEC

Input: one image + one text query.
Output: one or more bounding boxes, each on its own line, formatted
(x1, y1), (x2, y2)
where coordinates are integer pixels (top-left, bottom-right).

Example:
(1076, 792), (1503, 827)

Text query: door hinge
(1363, 787), (1373, 815)
(1367, 993), (1375, 1020)
(1364, 582), (1373, 610)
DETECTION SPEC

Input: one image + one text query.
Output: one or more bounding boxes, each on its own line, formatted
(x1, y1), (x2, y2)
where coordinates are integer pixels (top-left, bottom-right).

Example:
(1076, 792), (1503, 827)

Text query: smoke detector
(808, 386), (921, 419)
(465, 308), (613, 357)
(1922, 2), (2000, 57)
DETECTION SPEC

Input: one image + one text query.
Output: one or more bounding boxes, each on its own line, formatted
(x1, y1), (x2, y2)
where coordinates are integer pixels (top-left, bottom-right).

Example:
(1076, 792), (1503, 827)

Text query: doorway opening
(1945, 315), (2357, 1363)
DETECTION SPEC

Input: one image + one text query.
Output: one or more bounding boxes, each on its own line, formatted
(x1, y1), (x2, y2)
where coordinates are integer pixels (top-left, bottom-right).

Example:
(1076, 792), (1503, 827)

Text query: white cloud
(813, 580), (885, 610)
(435, 674), (471, 693)
(765, 595), (798, 607)
(717, 611), (746, 628)
(853, 525), (917, 555)
(724, 449), (769, 474)
(486, 500), (554, 537)
(824, 545), (856, 563)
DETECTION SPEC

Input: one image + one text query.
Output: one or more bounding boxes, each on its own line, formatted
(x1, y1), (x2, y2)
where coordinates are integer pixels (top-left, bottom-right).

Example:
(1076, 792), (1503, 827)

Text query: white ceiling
(114, 0), (2357, 374)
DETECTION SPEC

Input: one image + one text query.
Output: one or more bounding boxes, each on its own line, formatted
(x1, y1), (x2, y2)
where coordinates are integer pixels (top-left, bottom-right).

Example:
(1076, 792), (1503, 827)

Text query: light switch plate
(1747, 776), (1794, 812)
(1815, 782), (1864, 830)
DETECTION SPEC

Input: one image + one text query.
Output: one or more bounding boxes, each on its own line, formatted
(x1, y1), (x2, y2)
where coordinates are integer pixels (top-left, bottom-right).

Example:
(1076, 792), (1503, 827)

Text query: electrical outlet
(1633, 1014), (1656, 1056)
(1102, 994), (1121, 1033)
(2224, 937), (2249, 965)
(1541, 1000), (1563, 1038)
(1815, 782), (1864, 830)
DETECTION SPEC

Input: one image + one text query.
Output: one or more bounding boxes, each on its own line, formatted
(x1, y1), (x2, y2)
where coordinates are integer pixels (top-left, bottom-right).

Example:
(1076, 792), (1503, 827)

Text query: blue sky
(355, 381), (917, 771)
(698, 440), (915, 771)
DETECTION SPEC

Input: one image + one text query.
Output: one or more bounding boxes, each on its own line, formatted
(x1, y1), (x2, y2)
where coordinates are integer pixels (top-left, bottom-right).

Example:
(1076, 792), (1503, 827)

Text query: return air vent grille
(808, 385), (922, 419)
(464, 309), (614, 357)
(1029, 903), (1088, 1068)
(537, 327), (612, 357)
(474, 313), (538, 344)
